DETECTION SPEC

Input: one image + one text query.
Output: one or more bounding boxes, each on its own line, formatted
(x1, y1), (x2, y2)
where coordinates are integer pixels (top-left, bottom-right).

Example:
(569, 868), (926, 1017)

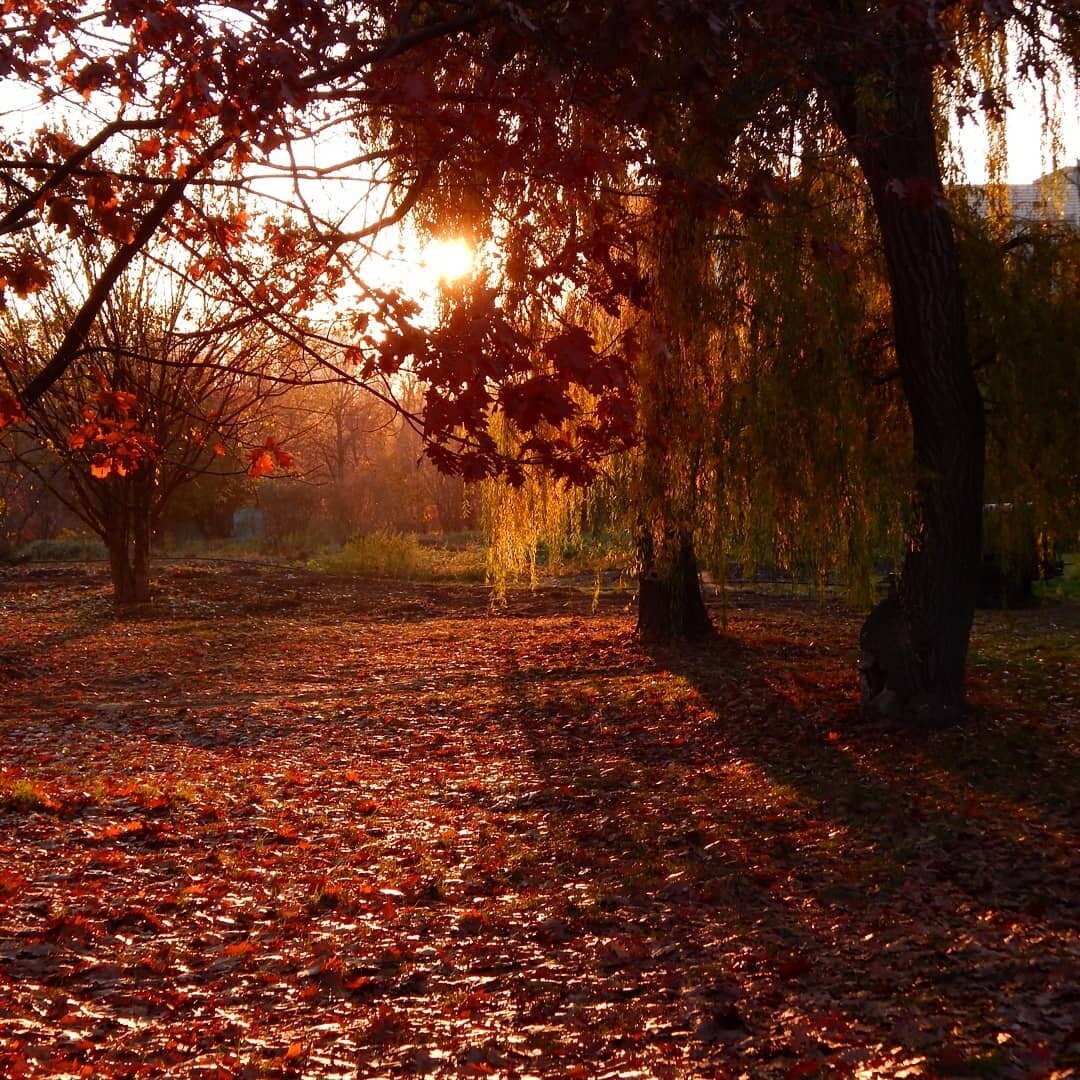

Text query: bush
(12, 536), (107, 563)
(309, 532), (486, 582)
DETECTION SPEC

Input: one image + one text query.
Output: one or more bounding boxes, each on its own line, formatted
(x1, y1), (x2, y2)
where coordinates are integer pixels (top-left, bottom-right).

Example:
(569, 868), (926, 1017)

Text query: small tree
(1, 245), (299, 601)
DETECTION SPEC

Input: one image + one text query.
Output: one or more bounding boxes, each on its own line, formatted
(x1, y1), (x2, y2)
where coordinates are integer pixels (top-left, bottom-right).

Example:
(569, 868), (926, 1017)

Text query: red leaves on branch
(69, 381), (157, 479)
(498, 375), (577, 433)
(83, 175), (119, 212)
(0, 254), (51, 298)
(247, 437), (296, 478)
(544, 327), (628, 395)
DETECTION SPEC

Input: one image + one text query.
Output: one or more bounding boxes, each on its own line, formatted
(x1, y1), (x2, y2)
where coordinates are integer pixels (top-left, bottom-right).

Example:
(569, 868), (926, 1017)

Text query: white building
(966, 165), (1080, 226)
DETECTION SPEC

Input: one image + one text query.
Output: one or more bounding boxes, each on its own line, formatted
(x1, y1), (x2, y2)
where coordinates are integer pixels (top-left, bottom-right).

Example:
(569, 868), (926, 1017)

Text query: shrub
(309, 532), (485, 581)
(13, 536), (107, 562)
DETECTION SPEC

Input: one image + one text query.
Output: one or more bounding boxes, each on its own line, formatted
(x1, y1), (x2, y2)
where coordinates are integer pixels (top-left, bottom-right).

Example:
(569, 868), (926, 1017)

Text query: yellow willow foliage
(969, 22), (1011, 226)
(632, 190), (719, 576)
(546, 141), (921, 606)
(480, 407), (610, 602)
(940, 13), (1068, 219)
(690, 144), (913, 604)
(476, 283), (638, 602)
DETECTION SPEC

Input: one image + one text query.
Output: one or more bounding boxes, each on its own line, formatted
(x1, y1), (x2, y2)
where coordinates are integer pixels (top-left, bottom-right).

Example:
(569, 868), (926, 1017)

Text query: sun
(424, 237), (474, 282)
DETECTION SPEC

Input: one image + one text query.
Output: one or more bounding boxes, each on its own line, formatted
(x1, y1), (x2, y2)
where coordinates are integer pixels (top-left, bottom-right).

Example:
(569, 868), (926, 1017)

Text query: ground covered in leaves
(1, 563), (1077, 1079)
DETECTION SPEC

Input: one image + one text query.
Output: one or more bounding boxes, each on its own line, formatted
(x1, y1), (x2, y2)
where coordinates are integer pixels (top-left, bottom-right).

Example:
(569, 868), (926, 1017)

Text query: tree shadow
(657, 605), (1078, 899)
(465, 601), (1078, 1072)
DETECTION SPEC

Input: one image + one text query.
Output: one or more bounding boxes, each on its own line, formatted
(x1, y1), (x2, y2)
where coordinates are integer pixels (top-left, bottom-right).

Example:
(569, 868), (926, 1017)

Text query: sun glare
(424, 237), (474, 282)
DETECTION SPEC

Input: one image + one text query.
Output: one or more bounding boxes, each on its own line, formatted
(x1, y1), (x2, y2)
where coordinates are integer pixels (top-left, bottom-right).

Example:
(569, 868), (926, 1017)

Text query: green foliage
(957, 193), (1080, 553)
(621, 141), (913, 607)
(721, 152), (914, 604)
(479, 407), (623, 599)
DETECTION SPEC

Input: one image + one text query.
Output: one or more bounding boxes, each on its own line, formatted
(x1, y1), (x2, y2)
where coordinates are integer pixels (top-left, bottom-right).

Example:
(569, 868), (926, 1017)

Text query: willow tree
(956, 181), (1080, 577)
(632, 188), (718, 640)
(562, 4), (1076, 714)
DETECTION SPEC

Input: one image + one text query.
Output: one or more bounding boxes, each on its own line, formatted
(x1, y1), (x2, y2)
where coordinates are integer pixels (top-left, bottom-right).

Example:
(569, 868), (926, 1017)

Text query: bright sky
(953, 77), (1080, 184)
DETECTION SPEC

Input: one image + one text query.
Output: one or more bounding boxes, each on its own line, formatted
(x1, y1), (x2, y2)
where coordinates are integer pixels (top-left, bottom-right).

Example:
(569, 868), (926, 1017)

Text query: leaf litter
(0, 563), (1077, 1078)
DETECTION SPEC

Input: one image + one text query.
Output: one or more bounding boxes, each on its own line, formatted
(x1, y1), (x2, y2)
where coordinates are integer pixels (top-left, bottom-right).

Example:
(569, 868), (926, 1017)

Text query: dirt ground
(1, 562), (1077, 1078)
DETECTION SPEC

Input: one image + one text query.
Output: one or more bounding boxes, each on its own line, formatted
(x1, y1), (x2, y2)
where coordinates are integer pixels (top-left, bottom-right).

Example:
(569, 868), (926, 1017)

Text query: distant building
(964, 165), (1080, 226)
(232, 507), (266, 539)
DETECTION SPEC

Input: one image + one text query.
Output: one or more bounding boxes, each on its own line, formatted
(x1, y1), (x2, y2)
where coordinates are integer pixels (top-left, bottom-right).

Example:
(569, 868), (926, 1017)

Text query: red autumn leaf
(83, 175), (118, 211)
(247, 437), (295, 477)
(2, 255), (52, 297)
(46, 196), (82, 234)
(545, 325), (596, 383)
(499, 374), (577, 432)
(247, 449), (274, 478)
(0, 869), (26, 895)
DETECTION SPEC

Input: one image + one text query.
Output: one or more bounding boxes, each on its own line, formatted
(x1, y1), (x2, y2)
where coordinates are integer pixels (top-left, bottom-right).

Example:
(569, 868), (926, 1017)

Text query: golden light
(424, 237), (474, 282)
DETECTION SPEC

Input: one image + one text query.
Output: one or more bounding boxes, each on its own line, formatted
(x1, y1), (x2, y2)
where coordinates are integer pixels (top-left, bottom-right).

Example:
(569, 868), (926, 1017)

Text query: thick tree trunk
(832, 56), (985, 720)
(637, 530), (713, 641)
(106, 520), (137, 603)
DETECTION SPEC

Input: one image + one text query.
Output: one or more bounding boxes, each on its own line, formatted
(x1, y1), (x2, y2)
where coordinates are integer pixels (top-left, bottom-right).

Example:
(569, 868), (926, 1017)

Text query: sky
(953, 77), (1080, 184)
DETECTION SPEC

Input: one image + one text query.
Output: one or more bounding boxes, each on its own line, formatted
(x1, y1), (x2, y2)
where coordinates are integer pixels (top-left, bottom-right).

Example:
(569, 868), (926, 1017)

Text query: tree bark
(830, 54), (985, 720)
(637, 529), (713, 642)
(103, 474), (153, 604)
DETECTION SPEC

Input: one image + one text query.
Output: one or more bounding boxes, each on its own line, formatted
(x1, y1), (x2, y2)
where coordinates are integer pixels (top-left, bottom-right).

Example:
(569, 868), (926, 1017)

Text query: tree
(633, 189), (719, 642)
(2, 2), (1076, 713)
(365, 0), (1076, 715)
(1, 243), (299, 602)
(0, 1), (489, 417)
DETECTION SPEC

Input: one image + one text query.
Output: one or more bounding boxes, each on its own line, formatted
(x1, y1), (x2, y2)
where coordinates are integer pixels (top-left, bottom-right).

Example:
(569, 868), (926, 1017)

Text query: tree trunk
(637, 530), (713, 641)
(831, 55), (985, 721)
(104, 475), (153, 604)
(106, 518), (137, 603)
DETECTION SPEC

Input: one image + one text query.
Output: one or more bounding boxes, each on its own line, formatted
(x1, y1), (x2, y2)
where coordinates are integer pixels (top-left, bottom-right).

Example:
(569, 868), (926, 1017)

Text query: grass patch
(0, 776), (61, 814)
(308, 532), (486, 581)
(10, 535), (107, 562)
